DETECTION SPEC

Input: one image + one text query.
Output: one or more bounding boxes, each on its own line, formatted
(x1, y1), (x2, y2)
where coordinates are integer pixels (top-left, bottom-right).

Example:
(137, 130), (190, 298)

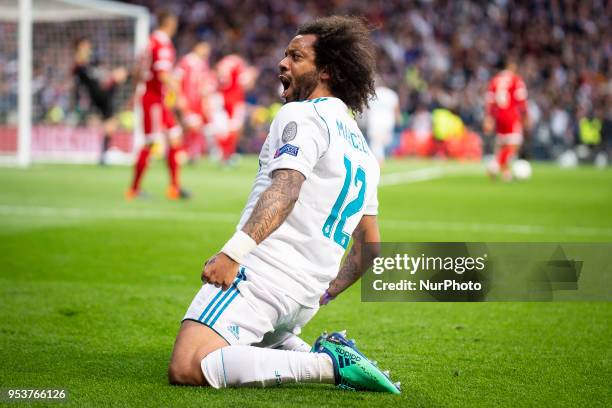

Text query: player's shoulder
(274, 101), (322, 123)
(378, 86), (398, 98)
(513, 73), (526, 85)
(149, 33), (161, 46)
(151, 30), (170, 43)
(180, 53), (195, 65)
(272, 101), (331, 143)
(218, 54), (243, 70)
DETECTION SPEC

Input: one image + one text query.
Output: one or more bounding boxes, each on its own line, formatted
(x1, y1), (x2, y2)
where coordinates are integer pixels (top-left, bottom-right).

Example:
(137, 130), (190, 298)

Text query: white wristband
(221, 230), (257, 265)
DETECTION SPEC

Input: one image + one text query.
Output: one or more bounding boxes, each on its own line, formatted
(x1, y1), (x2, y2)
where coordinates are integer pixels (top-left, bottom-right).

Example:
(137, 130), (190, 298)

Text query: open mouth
(279, 74), (292, 98)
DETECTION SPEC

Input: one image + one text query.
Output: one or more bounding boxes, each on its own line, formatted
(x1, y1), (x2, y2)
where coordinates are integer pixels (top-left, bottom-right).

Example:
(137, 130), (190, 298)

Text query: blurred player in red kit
(127, 10), (190, 200)
(484, 57), (529, 181)
(176, 40), (211, 163)
(215, 54), (258, 163)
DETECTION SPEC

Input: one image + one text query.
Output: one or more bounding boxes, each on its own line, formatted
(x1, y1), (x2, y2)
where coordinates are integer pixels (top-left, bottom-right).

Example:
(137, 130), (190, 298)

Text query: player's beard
(286, 69), (320, 103)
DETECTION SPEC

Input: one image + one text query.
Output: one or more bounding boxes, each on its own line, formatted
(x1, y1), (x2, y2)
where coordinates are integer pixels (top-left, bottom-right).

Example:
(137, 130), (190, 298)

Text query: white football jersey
(236, 97), (380, 306)
(366, 86), (399, 141)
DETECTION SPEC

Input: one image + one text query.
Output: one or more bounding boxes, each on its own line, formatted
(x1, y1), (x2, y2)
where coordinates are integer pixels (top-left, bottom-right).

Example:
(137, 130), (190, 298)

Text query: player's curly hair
(297, 16), (376, 115)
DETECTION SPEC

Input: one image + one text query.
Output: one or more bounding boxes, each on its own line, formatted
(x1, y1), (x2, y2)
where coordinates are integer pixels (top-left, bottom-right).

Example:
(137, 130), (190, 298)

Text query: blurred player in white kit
(364, 77), (400, 164)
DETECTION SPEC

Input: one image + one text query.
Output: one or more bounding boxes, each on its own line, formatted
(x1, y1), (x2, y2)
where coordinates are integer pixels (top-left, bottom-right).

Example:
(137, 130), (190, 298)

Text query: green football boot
(312, 330), (401, 394)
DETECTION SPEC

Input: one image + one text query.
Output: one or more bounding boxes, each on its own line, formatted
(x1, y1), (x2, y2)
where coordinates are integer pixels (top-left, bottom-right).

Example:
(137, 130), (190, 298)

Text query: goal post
(0, 0), (150, 167)
(17, 0), (32, 167)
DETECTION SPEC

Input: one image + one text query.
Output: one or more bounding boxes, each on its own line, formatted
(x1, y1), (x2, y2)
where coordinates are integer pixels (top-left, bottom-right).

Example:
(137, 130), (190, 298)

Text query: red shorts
(495, 115), (522, 137)
(142, 91), (178, 138)
(495, 118), (523, 146)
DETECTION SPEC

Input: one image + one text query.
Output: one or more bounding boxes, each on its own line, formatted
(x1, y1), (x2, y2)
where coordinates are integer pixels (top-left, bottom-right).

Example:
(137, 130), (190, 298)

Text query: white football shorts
(182, 266), (319, 346)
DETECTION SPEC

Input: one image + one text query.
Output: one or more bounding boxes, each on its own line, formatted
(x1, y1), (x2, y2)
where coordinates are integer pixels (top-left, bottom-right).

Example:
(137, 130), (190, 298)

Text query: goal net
(0, 0), (149, 166)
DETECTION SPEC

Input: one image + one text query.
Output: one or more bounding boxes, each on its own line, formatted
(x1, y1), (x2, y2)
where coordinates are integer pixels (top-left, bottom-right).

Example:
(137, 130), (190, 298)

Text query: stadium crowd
(1, 0), (610, 159)
(126, 0), (611, 159)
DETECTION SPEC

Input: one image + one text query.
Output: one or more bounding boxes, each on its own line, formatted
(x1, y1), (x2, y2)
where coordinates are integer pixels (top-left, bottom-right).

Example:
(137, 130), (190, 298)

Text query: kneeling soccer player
(168, 16), (399, 394)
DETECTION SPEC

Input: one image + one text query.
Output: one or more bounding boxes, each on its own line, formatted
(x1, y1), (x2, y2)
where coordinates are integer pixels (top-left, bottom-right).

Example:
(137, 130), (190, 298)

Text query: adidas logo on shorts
(228, 325), (240, 340)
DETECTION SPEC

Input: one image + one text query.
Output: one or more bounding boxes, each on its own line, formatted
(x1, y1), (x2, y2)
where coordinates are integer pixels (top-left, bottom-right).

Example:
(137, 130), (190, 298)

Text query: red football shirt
(143, 30), (175, 100)
(175, 52), (209, 113)
(486, 70), (528, 135)
(216, 54), (247, 117)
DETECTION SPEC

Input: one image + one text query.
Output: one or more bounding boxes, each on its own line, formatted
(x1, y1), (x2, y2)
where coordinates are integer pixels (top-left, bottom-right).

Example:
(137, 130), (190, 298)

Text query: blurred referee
(73, 37), (127, 165)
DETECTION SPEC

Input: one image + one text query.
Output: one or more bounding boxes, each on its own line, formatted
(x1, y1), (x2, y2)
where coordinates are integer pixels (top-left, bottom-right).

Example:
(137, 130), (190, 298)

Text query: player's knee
(168, 346), (215, 386)
(168, 358), (203, 386)
(167, 361), (184, 385)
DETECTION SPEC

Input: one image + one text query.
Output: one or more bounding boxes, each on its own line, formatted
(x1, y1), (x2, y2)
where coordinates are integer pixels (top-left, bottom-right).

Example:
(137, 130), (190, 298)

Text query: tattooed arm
(322, 215), (380, 303)
(202, 169), (305, 289)
(241, 168), (305, 243)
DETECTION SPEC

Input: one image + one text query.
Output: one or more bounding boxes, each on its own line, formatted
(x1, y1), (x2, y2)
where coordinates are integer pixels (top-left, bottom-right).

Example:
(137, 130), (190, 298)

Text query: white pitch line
(1, 204), (611, 237)
(377, 219), (612, 236)
(379, 165), (481, 187)
(379, 166), (447, 186)
(0, 205), (238, 223)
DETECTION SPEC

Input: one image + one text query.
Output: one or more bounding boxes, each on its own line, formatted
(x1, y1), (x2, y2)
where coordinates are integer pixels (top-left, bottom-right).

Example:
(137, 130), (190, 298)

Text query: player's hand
(483, 116), (495, 135)
(112, 67), (128, 84)
(202, 252), (239, 290)
(523, 114), (532, 132)
(319, 289), (336, 306)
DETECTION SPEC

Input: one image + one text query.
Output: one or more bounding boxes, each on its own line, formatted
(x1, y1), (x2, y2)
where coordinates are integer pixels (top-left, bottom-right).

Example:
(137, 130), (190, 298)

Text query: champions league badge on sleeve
(274, 143), (300, 158)
(282, 121), (298, 143)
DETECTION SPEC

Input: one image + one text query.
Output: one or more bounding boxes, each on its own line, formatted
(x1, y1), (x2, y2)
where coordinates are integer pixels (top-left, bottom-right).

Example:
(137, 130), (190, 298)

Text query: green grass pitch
(0, 158), (610, 407)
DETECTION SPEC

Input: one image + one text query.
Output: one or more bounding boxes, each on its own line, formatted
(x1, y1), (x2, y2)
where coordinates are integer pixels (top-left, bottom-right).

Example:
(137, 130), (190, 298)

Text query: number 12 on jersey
(322, 155), (367, 249)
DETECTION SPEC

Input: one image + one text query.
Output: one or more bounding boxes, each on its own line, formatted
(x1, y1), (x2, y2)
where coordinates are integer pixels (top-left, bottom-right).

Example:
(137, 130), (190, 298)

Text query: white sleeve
(267, 103), (329, 179)
(364, 189), (379, 215)
(364, 166), (380, 215)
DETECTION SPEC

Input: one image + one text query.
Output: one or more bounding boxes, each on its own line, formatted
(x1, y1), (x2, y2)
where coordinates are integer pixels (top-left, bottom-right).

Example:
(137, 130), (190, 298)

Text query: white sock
(275, 334), (311, 352)
(201, 345), (335, 388)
